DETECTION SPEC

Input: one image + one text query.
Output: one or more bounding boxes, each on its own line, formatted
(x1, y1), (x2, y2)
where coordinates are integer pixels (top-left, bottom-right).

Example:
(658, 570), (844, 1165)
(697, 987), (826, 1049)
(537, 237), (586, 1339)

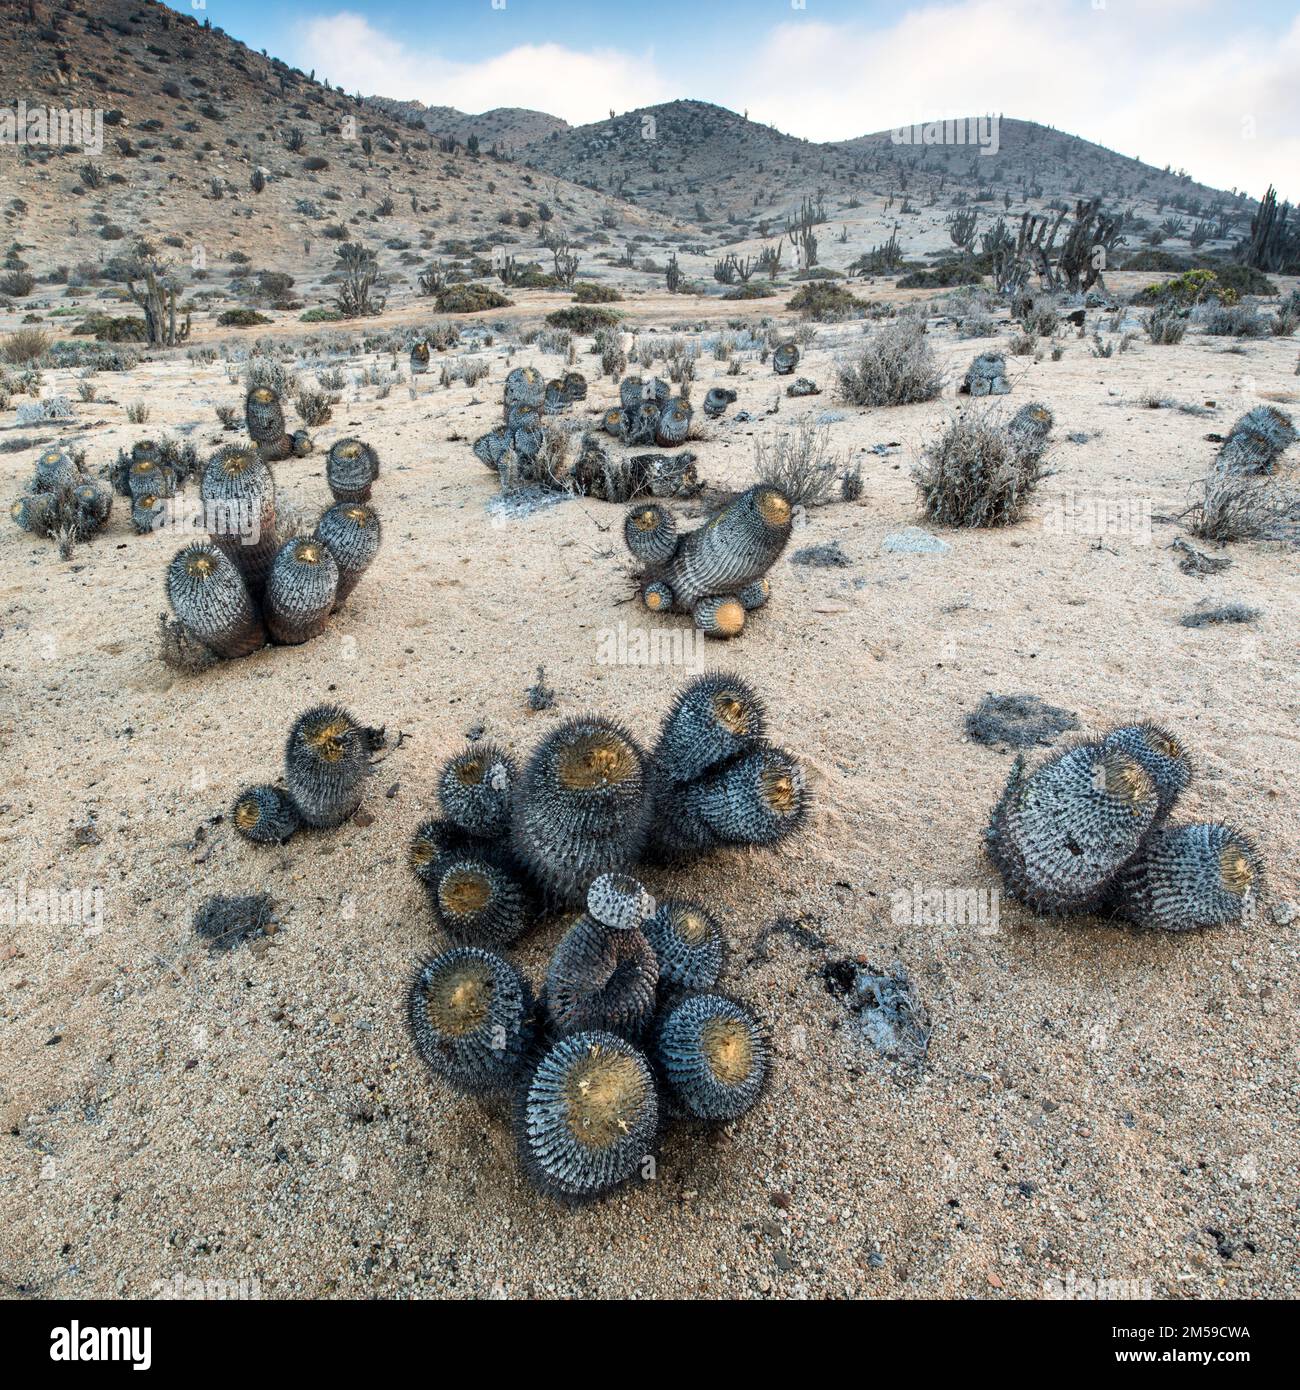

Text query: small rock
(882, 527), (950, 555)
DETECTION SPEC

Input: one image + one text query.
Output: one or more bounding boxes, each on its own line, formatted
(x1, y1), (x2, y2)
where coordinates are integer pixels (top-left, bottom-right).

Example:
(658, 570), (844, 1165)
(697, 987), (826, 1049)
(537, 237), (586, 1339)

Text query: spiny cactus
(200, 444), (279, 592)
(265, 536), (339, 645)
(231, 784), (301, 844)
(70, 481), (112, 539)
(284, 704), (380, 828)
(11, 492), (57, 535)
(985, 743), (1158, 913)
(314, 502), (380, 607)
(1217, 405), (1297, 474)
(738, 578), (770, 611)
(681, 743), (808, 846)
(432, 857), (529, 949)
(653, 992), (768, 1123)
(165, 541), (266, 659)
(702, 387), (737, 419)
(1102, 723), (1191, 821)
(504, 365), (545, 411)
(245, 386), (291, 459)
(561, 371), (588, 403)
(772, 341), (800, 375)
(510, 717), (652, 907)
(585, 871), (655, 932)
(623, 503), (678, 566)
(1113, 822), (1262, 932)
(653, 672), (766, 785)
(326, 438), (379, 503)
(513, 1031), (660, 1202)
(543, 910), (659, 1039)
(1006, 401), (1054, 461)
(410, 340), (431, 375)
(643, 899), (724, 992)
(960, 351), (1011, 397)
(693, 593), (749, 639)
(409, 816), (478, 889)
(33, 446), (78, 492)
(661, 484), (794, 613)
(408, 947), (535, 1095)
(641, 579), (674, 613)
(655, 399), (692, 448)
(437, 743), (517, 840)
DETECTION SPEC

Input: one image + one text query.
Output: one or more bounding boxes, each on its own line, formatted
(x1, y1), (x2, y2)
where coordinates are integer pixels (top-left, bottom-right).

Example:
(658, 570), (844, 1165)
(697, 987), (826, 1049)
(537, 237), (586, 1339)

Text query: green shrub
(788, 282), (863, 321)
(574, 282), (621, 303)
(1133, 269), (1235, 307)
(435, 283), (513, 314)
(217, 308), (272, 328)
(722, 282), (775, 300)
(544, 305), (621, 332)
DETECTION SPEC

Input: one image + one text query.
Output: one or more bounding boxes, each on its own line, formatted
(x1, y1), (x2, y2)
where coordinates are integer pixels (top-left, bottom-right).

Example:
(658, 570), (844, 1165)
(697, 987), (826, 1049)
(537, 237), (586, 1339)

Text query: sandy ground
(1, 283), (1298, 1301)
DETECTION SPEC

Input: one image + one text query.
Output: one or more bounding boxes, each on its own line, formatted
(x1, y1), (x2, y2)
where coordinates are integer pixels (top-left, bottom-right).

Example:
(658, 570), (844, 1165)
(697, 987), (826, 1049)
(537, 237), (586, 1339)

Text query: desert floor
(1, 278), (1298, 1300)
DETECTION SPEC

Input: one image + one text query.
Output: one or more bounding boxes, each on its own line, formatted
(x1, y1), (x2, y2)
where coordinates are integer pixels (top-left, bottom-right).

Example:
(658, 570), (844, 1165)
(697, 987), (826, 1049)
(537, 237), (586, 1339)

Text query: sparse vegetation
(837, 320), (943, 407)
(913, 412), (1051, 528)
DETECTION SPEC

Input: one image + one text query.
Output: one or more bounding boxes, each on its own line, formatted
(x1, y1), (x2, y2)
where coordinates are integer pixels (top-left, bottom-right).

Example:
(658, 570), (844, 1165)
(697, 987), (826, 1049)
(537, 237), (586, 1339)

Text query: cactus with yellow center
(200, 444), (279, 593)
(652, 992), (768, 1123)
(284, 704), (382, 828)
(165, 541), (266, 659)
(513, 1031), (660, 1203)
(326, 438), (379, 504)
(985, 742), (1159, 914)
(314, 502), (381, 608)
(1112, 823), (1262, 932)
(265, 535), (339, 645)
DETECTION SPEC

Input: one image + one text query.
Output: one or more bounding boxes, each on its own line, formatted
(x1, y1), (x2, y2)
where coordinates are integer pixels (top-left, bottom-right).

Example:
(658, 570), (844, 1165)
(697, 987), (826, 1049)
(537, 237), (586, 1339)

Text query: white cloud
(729, 1), (1300, 200)
(289, 12), (672, 125)
(287, 3), (1299, 201)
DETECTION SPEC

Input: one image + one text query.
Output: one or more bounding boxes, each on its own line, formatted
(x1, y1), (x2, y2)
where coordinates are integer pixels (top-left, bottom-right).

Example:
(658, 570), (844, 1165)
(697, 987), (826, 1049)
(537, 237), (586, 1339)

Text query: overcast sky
(185, 0), (1299, 200)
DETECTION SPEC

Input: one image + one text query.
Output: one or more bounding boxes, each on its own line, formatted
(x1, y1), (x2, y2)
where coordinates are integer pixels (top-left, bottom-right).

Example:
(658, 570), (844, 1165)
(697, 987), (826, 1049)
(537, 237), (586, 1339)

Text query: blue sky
(175, 0), (1300, 198)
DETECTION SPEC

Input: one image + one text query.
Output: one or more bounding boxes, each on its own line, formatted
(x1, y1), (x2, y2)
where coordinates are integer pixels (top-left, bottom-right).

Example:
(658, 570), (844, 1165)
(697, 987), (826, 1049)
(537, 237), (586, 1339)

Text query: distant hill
(365, 99), (570, 154)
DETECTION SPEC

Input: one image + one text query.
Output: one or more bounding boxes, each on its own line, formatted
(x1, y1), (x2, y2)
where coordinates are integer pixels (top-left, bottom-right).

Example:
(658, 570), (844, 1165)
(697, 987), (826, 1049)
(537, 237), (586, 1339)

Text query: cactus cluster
(623, 484), (794, 640)
(985, 723), (1262, 931)
(244, 385), (306, 461)
(407, 870), (770, 1204)
(231, 703), (386, 846)
(410, 673), (808, 923)
(160, 440), (381, 670)
(471, 366), (585, 482)
(9, 445), (114, 559)
(959, 351), (1011, 397)
(600, 375), (694, 449)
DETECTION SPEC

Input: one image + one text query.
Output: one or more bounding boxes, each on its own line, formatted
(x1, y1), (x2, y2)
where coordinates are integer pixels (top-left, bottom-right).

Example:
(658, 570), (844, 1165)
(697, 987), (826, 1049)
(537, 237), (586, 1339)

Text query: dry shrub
(913, 412), (1050, 527)
(837, 320), (943, 407)
(1186, 467), (1300, 543)
(754, 416), (843, 507)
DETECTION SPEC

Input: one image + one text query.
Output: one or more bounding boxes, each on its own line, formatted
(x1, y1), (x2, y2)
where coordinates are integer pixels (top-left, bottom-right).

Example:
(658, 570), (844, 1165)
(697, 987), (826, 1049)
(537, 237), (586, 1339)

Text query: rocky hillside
(515, 100), (1255, 250)
(0, 0), (670, 301)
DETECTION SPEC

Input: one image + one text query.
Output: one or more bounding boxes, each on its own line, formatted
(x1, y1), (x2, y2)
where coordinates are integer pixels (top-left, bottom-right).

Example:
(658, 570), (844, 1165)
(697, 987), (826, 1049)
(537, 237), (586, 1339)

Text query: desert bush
(294, 388), (333, 426)
(218, 308), (271, 328)
(1186, 467), (1300, 543)
(837, 319), (943, 407)
(1145, 304), (1189, 344)
(2, 328), (50, 363)
(126, 401), (150, 424)
(0, 270), (36, 298)
(913, 412), (1050, 527)
(1134, 268), (1233, 307)
(435, 283), (512, 314)
(788, 282), (862, 322)
(1202, 303), (1270, 338)
(546, 305), (620, 333)
(245, 355), (298, 397)
(754, 417), (843, 506)
(593, 326), (626, 378)
(574, 282), (621, 304)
